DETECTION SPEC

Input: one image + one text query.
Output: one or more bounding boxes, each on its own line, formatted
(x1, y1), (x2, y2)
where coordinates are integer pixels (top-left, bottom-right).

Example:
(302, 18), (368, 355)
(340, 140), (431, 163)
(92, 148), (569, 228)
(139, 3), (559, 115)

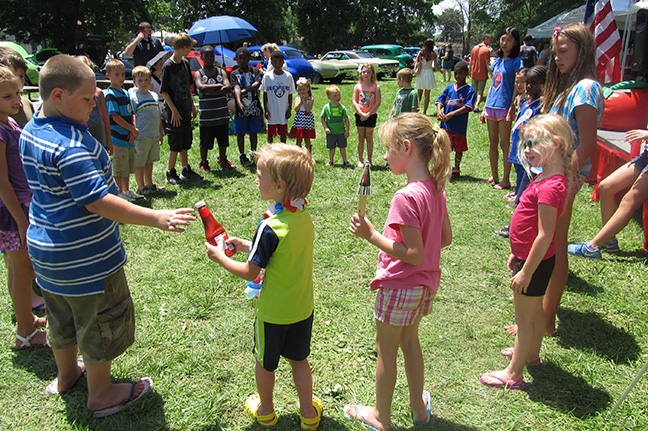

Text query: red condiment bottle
(195, 200), (236, 257)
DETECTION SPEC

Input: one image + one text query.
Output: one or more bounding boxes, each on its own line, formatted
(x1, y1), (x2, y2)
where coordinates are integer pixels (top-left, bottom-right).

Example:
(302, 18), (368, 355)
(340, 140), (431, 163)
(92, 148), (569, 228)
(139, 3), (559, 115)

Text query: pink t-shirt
(510, 174), (567, 260)
(370, 179), (447, 294)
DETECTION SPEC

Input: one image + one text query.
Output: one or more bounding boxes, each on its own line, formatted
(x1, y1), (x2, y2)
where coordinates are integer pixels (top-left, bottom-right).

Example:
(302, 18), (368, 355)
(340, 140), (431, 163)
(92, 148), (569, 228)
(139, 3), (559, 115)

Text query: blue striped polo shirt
(19, 115), (127, 296)
(104, 87), (134, 148)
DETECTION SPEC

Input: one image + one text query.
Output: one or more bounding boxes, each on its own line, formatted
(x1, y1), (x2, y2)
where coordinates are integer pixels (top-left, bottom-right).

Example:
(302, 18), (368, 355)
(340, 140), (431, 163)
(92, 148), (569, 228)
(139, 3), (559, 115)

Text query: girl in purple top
(480, 114), (571, 390)
(0, 67), (47, 347)
(346, 113), (452, 430)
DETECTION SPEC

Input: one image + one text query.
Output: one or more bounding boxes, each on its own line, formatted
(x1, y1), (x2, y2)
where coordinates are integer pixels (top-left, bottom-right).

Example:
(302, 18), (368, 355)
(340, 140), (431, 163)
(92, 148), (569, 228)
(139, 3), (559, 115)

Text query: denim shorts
(43, 268), (135, 365)
(631, 148), (648, 175)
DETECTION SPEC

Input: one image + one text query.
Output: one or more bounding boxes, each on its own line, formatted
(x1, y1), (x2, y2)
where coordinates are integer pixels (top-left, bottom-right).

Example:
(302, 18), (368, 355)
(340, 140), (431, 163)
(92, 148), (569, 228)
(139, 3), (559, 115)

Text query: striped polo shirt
(104, 87), (134, 148)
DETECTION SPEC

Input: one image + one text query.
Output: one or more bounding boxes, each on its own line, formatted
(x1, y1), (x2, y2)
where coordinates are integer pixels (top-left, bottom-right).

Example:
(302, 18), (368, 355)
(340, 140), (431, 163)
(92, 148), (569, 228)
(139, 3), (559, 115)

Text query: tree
(436, 9), (464, 44)
(0, 0), (150, 54)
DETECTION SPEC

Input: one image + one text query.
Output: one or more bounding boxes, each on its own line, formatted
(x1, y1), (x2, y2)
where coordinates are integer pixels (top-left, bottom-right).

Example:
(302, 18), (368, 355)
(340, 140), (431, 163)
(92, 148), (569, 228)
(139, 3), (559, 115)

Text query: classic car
(360, 44), (414, 69)
(320, 50), (399, 79)
(0, 41), (40, 85)
(307, 56), (358, 83)
(247, 45), (318, 82)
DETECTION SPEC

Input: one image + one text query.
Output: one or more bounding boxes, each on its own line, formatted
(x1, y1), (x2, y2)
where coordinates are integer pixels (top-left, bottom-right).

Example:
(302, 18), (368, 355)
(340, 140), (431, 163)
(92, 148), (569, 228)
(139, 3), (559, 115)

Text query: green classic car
(0, 41), (40, 86)
(360, 44), (414, 69)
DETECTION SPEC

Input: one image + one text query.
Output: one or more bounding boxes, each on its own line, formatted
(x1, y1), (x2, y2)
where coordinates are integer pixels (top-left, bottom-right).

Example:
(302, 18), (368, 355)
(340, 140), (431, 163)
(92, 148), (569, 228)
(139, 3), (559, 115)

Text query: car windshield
(354, 52), (374, 59)
(398, 47), (406, 54)
(284, 49), (303, 59)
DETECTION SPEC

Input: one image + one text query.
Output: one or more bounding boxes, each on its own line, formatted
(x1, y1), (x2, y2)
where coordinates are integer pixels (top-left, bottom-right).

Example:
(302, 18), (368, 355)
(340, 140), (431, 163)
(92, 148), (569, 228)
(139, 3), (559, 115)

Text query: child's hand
(506, 106), (516, 122)
(625, 129), (648, 142)
(325, 127), (331, 135)
(344, 129), (349, 139)
(155, 208), (195, 232)
(265, 109), (270, 120)
(507, 254), (516, 273)
(132, 128), (139, 141)
(205, 240), (226, 263)
(285, 107), (291, 120)
(106, 142), (114, 156)
(225, 236), (252, 253)
(127, 132), (136, 144)
(510, 270), (530, 294)
(170, 110), (182, 127)
(479, 112), (486, 125)
(349, 213), (374, 240)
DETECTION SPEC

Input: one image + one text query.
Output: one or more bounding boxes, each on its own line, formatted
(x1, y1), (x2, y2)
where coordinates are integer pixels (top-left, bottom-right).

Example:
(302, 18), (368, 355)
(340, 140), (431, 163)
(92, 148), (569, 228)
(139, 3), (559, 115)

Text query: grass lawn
(1, 73), (648, 431)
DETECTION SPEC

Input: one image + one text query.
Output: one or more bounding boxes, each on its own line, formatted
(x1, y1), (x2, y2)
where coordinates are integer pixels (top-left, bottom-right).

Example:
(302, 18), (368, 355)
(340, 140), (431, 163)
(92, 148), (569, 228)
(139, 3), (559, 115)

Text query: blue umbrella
(188, 15), (258, 46)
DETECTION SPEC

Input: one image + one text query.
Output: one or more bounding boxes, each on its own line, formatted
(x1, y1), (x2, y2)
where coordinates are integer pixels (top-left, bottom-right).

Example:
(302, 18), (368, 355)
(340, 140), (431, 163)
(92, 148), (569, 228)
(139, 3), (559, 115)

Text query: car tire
(329, 75), (344, 84)
(382, 71), (394, 78)
(311, 73), (322, 85)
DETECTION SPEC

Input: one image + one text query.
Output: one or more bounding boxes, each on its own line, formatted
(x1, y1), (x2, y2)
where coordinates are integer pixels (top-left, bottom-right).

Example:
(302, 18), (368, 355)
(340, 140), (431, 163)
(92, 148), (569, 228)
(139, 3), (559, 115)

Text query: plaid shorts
(374, 286), (435, 326)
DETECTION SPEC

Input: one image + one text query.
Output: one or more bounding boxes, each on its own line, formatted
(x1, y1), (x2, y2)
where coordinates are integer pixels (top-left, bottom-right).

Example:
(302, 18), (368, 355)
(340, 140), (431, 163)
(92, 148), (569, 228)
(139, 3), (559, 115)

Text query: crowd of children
(3, 21), (643, 429)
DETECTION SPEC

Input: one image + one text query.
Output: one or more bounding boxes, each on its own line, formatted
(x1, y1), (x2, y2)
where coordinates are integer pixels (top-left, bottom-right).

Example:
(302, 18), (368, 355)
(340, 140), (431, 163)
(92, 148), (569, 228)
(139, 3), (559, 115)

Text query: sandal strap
(16, 329), (39, 348)
(300, 396), (323, 429)
(245, 393), (278, 427)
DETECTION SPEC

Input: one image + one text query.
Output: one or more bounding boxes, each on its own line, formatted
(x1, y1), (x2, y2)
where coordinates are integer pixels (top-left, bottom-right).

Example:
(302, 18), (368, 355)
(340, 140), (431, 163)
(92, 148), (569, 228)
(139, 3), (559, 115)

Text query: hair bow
(296, 77), (309, 86)
(432, 123), (441, 134)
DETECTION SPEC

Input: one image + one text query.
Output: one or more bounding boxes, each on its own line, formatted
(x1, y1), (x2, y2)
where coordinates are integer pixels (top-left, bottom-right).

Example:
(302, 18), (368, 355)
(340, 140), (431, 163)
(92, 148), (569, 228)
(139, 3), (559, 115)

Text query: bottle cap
(195, 200), (206, 209)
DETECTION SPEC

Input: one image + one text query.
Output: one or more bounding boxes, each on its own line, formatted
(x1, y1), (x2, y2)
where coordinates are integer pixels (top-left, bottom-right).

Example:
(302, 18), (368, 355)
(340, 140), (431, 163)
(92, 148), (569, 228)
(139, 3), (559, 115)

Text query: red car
(186, 50), (237, 75)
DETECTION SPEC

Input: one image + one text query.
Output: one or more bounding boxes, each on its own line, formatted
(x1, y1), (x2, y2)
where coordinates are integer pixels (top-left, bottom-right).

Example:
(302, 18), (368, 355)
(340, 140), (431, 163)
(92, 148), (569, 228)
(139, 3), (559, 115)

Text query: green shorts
(43, 267), (135, 365)
(112, 146), (136, 176)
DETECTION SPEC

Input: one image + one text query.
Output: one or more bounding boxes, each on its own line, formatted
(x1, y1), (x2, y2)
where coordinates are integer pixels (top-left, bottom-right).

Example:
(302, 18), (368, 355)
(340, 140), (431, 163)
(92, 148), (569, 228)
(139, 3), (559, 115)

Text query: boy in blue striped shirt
(19, 54), (195, 418)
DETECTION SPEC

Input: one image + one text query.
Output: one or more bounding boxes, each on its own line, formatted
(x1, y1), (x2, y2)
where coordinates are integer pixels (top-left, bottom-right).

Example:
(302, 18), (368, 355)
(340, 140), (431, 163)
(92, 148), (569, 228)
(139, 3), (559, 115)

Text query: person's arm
(344, 115), (350, 138)
(111, 114), (138, 143)
(352, 84), (364, 115)
(303, 96), (314, 113)
(321, 115), (331, 134)
(123, 34), (144, 57)
(510, 203), (558, 293)
(441, 212), (452, 248)
(349, 214), (425, 266)
(97, 90), (113, 155)
(85, 193), (194, 231)
(0, 141), (28, 246)
(205, 239), (261, 281)
(625, 129), (648, 142)
(436, 102), (446, 122)
(294, 95), (303, 112)
(263, 92), (270, 120)
(286, 93), (292, 120)
(368, 84), (381, 115)
(572, 104), (599, 173)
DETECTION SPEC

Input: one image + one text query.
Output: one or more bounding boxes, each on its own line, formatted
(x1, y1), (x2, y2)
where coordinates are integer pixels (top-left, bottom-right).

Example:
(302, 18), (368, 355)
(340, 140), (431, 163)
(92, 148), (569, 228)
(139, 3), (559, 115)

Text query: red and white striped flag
(584, 0), (622, 83)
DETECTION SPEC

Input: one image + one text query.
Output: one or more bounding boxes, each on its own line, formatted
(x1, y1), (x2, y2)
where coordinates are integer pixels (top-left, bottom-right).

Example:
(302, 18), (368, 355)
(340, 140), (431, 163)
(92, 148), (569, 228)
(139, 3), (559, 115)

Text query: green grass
(2, 73), (648, 430)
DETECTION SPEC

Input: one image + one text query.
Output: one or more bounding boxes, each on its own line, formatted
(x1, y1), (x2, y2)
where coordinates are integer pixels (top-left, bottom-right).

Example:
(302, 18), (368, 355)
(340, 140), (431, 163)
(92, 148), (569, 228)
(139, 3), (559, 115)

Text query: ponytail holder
(432, 123), (441, 134)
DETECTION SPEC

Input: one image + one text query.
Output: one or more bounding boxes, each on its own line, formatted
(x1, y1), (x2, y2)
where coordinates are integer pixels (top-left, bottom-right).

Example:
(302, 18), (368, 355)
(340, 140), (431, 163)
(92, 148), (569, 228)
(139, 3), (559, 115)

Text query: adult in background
(414, 39), (441, 115)
(124, 22), (164, 67)
(519, 35), (538, 68)
(470, 34), (492, 112)
(442, 44), (454, 82)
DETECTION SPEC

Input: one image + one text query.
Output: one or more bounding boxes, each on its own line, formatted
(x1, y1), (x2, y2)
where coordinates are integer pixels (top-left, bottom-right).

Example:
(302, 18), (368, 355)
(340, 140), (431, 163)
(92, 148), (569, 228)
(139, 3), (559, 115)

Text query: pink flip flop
(479, 372), (527, 390)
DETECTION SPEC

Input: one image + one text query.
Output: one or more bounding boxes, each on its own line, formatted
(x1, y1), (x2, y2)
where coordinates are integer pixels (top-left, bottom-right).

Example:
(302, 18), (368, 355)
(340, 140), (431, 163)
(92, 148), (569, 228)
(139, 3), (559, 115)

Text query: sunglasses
(524, 138), (541, 149)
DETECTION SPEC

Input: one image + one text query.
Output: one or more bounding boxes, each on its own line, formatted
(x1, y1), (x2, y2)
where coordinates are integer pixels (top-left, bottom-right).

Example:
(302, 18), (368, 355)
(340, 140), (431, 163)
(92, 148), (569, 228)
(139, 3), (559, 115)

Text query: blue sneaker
(568, 242), (602, 259)
(601, 238), (620, 253)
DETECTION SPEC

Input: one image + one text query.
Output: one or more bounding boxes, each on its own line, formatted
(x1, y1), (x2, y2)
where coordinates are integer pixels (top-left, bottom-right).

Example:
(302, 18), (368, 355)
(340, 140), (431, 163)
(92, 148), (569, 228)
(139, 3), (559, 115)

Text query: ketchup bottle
(195, 200), (236, 257)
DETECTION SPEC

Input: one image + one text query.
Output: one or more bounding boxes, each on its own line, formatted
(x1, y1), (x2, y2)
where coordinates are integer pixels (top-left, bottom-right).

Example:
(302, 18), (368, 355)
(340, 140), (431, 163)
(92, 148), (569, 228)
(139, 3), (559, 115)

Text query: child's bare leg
(86, 360), (147, 412)
(267, 131), (273, 144)
(486, 119), (500, 183)
(340, 147), (349, 163)
(400, 315), (427, 423)
(7, 249), (45, 343)
(179, 149), (189, 166)
(144, 163), (154, 187)
(168, 150), (179, 171)
(357, 127), (366, 165)
(51, 345), (85, 393)
(543, 197), (574, 335)
(365, 128), (374, 164)
(280, 133), (287, 143)
(329, 148), (335, 164)
(304, 138), (312, 153)
(200, 146), (210, 164)
(423, 90), (430, 115)
(255, 360), (276, 421)
(455, 152), (463, 170)
(289, 358), (317, 419)
(250, 134), (258, 152)
(591, 166), (645, 247)
(295, 137), (302, 147)
(497, 120), (512, 188)
(237, 134), (246, 154)
(135, 166), (145, 191)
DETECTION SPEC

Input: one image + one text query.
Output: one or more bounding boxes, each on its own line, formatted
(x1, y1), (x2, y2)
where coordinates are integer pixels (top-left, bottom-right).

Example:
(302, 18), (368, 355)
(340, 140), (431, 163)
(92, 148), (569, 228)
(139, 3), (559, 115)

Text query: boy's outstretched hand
(349, 213), (374, 240)
(155, 208), (195, 232)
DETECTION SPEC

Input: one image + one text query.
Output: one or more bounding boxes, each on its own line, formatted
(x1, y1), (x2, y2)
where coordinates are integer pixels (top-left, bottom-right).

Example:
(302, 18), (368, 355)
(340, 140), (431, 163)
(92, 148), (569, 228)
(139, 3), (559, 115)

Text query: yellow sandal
(245, 393), (278, 427)
(300, 396), (323, 430)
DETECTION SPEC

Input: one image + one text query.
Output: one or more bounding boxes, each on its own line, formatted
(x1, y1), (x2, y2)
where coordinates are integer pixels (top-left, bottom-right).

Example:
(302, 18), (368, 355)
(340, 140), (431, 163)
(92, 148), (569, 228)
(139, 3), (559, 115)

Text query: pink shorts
(483, 107), (508, 121)
(267, 124), (288, 137)
(374, 286), (434, 326)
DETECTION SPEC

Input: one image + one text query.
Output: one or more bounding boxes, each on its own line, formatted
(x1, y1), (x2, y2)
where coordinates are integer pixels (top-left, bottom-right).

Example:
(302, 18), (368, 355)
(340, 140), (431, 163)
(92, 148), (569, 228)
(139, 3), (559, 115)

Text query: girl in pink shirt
(479, 114), (571, 391)
(345, 113), (452, 430)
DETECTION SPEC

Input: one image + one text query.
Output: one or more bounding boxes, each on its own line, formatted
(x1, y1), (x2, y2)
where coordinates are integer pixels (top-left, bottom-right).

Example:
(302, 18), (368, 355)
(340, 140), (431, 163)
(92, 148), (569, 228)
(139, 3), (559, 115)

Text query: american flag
(584, 0), (623, 83)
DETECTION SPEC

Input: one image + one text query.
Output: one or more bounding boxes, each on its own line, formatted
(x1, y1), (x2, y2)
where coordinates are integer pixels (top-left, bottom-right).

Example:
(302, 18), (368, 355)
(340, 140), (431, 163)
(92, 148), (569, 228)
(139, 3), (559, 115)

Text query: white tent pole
(607, 356), (648, 419)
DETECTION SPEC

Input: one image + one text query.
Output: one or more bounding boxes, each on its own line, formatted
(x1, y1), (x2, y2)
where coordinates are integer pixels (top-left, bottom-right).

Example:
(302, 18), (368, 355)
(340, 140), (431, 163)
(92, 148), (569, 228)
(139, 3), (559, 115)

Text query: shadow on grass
(609, 249), (648, 264)
(565, 271), (604, 296)
(11, 347), (56, 380)
(556, 308), (641, 364)
(448, 174), (487, 184)
(527, 362), (610, 418)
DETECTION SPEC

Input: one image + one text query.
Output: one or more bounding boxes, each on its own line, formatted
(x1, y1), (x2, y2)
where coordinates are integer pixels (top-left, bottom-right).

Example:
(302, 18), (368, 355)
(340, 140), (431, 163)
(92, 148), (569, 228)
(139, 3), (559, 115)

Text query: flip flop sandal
(343, 404), (380, 431)
(92, 377), (153, 418)
(479, 372), (527, 390)
(300, 396), (323, 430)
(46, 358), (85, 395)
(245, 393), (278, 427)
(411, 389), (431, 425)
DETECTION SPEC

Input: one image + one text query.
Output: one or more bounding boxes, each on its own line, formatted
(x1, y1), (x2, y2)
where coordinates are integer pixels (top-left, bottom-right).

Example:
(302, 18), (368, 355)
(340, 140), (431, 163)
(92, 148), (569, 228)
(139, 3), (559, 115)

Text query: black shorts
(253, 312), (313, 372)
(166, 120), (193, 152)
(355, 113), (377, 128)
(512, 255), (555, 297)
(200, 124), (229, 150)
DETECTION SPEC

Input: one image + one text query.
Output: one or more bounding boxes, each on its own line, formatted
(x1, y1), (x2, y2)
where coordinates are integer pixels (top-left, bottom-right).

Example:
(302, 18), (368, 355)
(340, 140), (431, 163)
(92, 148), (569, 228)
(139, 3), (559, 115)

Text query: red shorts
(267, 124), (288, 137)
(447, 130), (468, 152)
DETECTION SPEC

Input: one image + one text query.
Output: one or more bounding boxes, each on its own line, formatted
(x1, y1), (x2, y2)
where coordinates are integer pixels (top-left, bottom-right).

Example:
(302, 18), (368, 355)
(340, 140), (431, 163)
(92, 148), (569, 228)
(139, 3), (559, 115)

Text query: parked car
(360, 44), (413, 69)
(247, 45), (318, 82)
(307, 56), (357, 84)
(0, 41), (40, 85)
(404, 46), (421, 58)
(27, 47), (62, 66)
(320, 50), (399, 79)
(187, 49), (237, 75)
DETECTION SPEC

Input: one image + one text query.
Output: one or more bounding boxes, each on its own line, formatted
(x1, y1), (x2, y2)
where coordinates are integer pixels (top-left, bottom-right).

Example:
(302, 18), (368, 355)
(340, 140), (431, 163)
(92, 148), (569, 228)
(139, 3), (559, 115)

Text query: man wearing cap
(124, 22), (164, 67)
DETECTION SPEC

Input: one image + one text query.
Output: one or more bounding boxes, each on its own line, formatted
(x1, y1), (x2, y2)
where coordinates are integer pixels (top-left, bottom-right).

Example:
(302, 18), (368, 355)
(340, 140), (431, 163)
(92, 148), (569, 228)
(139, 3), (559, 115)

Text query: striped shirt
(129, 88), (161, 139)
(196, 67), (229, 127)
(550, 79), (604, 175)
(19, 115), (126, 296)
(104, 87), (134, 148)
